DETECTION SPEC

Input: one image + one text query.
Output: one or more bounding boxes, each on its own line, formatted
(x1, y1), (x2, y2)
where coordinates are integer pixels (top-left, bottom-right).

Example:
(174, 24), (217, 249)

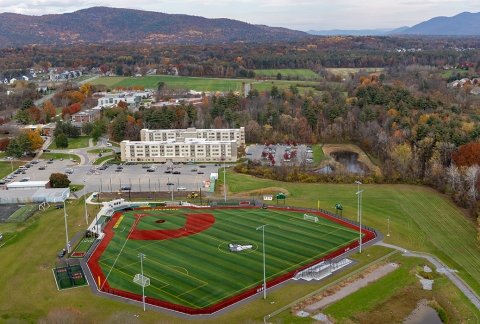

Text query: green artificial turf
(223, 171), (480, 295)
(97, 207), (360, 309)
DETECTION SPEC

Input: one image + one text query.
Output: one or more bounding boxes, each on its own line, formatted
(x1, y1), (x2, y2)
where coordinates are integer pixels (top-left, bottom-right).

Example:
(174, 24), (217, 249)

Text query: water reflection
(330, 151), (367, 174)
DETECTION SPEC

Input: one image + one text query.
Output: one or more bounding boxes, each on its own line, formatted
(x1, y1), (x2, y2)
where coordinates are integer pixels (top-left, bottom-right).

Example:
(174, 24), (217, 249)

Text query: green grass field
(97, 207), (360, 309)
(87, 148), (113, 154)
(39, 152), (81, 162)
(254, 69), (320, 80)
(312, 144), (326, 163)
(91, 75), (318, 93)
(0, 161), (22, 179)
(48, 136), (92, 150)
(222, 171), (480, 295)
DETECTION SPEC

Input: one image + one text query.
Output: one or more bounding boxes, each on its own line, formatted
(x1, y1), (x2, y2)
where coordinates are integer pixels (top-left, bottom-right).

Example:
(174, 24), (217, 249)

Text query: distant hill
(394, 12), (480, 36)
(0, 7), (307, 47)
(307, 28), (405, 36)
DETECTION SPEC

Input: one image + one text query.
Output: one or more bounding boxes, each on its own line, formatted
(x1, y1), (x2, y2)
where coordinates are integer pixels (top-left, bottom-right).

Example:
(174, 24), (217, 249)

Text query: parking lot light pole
(355, 181), (362, 222)
(83, 178), (88, 225)
(63, 200), (70, 253)
(256, 224), (269, 299)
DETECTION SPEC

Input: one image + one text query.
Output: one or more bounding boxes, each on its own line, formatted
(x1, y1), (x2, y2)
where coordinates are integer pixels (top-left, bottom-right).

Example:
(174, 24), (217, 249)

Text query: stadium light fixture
(222, 155), (227, 202)
(138, 253), (147, 311)
(355, 187), (364, 254)
(354, 181), (362, 222)
(256, 224), (269, 299)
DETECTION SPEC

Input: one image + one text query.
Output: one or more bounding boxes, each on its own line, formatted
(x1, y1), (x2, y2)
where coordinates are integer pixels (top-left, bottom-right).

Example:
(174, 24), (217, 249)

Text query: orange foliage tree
(452, 142), (480, 167)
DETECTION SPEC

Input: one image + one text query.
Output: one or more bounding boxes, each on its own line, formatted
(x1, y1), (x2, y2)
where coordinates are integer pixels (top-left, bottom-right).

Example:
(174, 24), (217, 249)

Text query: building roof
(142, 127), (244, 132)
(7, 180), (49, 188)
(122, 139), (236, 145)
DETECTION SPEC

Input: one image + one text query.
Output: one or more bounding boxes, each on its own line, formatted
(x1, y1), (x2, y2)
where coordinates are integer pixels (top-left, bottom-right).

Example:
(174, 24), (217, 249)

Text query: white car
(177, 186), (187, 191)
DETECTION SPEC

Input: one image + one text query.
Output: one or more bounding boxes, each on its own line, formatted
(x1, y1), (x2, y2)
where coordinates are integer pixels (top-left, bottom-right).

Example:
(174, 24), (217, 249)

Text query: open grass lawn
(223, 171), (480, 295)
(312, 144), (326, 163)
(87, 148), (113, 154)
(49, 136), (92, 150)
(0, 161), (23, 179)
(40, 152), (81, 162)
(91, 75), (318, 93)
(96, 207), (360, 309)
(93, 154), (115, 165)
(254, 69), (320, 80)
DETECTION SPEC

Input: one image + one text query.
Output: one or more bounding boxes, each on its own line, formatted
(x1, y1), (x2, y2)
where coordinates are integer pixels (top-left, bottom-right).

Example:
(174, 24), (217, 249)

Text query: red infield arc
(87, 206), (377, 315)
(129, 213), (215, 240)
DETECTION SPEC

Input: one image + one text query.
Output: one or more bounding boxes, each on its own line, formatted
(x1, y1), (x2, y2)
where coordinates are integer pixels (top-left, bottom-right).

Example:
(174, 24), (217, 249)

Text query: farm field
(222, 171), (480, 295)
(90, 75), (318, 93)
(254, 69), (320, 80)
(92, 207), (364, 310)
(326, 67), (384, 78)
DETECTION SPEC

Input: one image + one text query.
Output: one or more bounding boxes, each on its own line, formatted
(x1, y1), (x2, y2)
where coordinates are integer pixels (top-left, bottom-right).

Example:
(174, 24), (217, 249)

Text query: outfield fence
(87, 205), (377, 315)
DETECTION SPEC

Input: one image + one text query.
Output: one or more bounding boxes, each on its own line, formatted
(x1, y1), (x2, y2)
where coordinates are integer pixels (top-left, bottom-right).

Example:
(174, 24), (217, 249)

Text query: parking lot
(245, 144), (312, 166)
(2, 159), (222, 193)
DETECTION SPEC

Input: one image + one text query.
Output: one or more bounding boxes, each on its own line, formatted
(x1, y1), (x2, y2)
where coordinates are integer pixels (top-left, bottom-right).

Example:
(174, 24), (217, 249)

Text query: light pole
(355, 181), (364, 253)
(63, 200), (71, 253)
(84, 178), (88, 225)
(222, 155), (227, 202)
(387, 216), (390, 237)
(138, 253), (147, 311)
(167, 178), (173, 201)
(256, 224), (269, 299)
(355, 181), (362, 222)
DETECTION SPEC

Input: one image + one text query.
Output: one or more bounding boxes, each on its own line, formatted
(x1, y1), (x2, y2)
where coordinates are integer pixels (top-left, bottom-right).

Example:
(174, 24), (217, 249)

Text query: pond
(330, 151), (368, 174)
(403, 300), (442, 324)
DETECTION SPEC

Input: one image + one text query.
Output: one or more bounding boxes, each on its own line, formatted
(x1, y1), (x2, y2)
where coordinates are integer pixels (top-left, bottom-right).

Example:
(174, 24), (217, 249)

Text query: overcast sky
(0, 0), (478, 30)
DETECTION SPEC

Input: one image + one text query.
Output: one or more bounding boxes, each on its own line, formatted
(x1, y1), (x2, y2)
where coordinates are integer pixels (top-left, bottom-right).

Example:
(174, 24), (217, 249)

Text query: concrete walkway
(376, 242), (480, 310)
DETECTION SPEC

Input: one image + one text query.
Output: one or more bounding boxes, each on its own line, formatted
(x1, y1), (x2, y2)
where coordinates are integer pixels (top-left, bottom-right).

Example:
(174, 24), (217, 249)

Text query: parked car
(19, 177), (30, 182)
(172, 170), (181, 174)
(166, 182), (174, 186)
(164, 170), (172, 174)
(147, 168), (156, 172)
(121, 186), (131, 191)
(39, 166), (46, 170)
(177, 186), (187, 191)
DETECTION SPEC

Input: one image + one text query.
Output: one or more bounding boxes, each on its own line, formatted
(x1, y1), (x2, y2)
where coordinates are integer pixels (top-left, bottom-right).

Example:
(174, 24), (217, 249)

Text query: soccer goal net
(303, 213), (319, 222)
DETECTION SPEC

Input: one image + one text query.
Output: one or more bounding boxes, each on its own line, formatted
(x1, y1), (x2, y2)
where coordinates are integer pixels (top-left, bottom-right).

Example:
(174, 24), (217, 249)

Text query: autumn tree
(26, 130), (44, 151)
(49, 173), (71, 188)
(43, 100), (56, 122)
(55, 133), (68, 148)
(452, 142), (480, 167)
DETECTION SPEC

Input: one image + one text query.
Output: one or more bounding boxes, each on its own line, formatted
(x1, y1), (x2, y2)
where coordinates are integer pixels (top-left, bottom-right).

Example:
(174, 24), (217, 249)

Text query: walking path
(376, 242), (480, 309)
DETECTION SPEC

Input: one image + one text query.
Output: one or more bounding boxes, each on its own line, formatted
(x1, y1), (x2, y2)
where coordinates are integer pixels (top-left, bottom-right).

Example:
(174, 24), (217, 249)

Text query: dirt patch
(129, 213), (215, 241)
(155, 219), (166, 224)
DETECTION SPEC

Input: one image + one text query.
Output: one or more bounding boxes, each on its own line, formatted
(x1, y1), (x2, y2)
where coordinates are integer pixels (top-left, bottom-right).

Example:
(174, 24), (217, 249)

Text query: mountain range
(308, 12), (480, 36)
(0, 7), (306, 47)
(0, 8), (479, 48)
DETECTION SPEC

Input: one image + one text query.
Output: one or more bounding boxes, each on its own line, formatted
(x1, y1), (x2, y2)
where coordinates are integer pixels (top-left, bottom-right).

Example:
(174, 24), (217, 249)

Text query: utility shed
(6, 181), (50, 190)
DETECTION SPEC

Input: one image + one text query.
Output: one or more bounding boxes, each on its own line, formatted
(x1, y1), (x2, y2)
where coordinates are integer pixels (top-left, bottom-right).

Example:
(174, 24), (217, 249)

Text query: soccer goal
(303, 213), (318, 222)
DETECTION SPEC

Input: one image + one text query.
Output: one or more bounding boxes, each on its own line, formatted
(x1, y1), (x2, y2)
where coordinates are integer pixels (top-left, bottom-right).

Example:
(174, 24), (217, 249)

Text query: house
(71, 109), (100, 125)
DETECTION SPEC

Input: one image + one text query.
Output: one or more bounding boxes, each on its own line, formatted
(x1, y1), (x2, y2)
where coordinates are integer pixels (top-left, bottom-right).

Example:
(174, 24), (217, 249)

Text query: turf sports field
(89, 206), (370, 313)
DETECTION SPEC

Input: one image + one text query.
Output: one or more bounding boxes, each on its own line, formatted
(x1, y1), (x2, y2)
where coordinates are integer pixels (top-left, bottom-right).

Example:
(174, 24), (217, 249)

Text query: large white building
(140, 127), (245, 146)
(120, 138), (237, 163)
